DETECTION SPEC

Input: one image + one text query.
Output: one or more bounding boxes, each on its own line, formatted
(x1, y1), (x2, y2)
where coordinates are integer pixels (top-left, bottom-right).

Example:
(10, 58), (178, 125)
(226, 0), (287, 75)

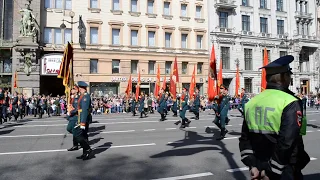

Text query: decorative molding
(178, 27), (192, 32)
(146, 13), (157, 18)
(110, 10), (123, 15)
(129, 11), (141, 17)
(162, 26), (175, 30)
(88, 8), (101, 13)
(180, 0), (189, 4)
(108, 21), (125, 26)
(127, 23), (142, 28)
(87, 19), (103, 24)
(145, 24), (160, 29)
(193, 28), (207, 33)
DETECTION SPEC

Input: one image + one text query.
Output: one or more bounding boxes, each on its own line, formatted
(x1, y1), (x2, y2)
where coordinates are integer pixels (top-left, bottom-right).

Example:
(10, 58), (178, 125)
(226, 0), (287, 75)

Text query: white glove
(80, 125), (85, 130)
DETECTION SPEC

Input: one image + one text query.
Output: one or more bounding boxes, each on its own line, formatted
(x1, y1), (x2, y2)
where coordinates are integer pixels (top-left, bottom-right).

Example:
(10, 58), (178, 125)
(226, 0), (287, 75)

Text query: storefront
(90, 82), (120, 97)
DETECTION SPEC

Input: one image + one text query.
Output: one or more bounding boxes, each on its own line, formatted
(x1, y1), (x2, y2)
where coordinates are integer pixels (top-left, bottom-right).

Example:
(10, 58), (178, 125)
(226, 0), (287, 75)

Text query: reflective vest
(244, 89), (298, 135)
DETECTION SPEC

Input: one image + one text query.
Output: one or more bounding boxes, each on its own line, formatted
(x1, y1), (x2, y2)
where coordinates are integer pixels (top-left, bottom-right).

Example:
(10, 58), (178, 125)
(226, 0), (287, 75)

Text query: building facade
(209, 0), (320, 95)
(41, 0), (209, 96)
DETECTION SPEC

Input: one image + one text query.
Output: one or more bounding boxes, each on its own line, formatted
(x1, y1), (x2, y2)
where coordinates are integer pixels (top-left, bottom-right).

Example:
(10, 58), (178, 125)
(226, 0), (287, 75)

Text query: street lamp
(60, 11), (78, 43)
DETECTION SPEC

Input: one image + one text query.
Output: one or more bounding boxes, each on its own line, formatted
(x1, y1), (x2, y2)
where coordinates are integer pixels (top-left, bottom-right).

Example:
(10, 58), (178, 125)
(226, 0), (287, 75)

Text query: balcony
(294, 11), (313, 20)
(214, 0), (237, 9)
(260, 33), (271, 38)
(242, 31), (253, 36)
(294, 34), (318, 41)
(217, 27), (234, 33)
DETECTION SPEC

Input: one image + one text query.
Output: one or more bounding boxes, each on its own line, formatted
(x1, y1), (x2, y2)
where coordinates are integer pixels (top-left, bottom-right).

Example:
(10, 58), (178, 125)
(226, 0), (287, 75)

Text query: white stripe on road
(226, 125), (233, 127)
(0, 143), (156, 156)
(306, 130), (314, 133)
(151, 172), (214, 180)
(224, 137), (239, 140)
(100, 130), (135, 134)
(226, 157), (318, 172)
(166, 128), (177, 130)
(144, 129), (156, 132)
(187, 127), (197, 129)
(0, 133), (65, 138)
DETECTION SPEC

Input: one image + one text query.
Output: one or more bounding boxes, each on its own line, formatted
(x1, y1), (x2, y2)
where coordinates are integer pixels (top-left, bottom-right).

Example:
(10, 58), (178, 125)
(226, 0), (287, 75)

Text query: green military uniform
(192, 93), (200, 120)
(67, 94), (79, 150)
(179, 91), (190, 128)
(213, 90), (231, 140)
(239, 55), (309, 179)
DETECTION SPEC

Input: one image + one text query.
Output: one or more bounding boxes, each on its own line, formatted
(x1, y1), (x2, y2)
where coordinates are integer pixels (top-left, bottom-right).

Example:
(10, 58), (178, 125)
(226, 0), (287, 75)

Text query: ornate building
(208, 0), (320, 95)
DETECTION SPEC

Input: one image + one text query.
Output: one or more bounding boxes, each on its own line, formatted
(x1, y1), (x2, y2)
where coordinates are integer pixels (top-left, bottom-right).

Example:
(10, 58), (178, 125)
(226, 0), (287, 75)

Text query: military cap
(77, 81), (88, 87)
(260, 55), (294, 75)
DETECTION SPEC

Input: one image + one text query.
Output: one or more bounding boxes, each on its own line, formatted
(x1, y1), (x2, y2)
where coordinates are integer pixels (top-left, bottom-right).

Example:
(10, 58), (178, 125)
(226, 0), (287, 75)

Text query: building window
(90, 27), (98, 44)
(113, 0), (120, 10)
(242, 0), (248, 6)
(260, 0), (267, 9)
(131, 0), (138, 12)
(112, 59), (120, 74)
(55, 0), (63, 9)
(131, 60), (138, 74)
(260, 17), (268, 33)
(244, 49), (252, 70)
(45, 0), (52, 8)
(280, 51), (287, 57)
(164, 2), (170, 15)
(131, 30), (138, 46)
(244, 78), (252, 93)
(165, 61), (172, 74)
(54, 28), (62, 44)
(3, 59), (12, 73)
(148, 31), (155, 47)
(1, 0), (13, 40)
(90, 59), (98, 73)
(65, 0), (72, 10)
(196, 6), (202, 18)
(44, 28), (52, 43)
(197, 62), (203, 74)
(276, 0), (283, 11)
(112, 28), (120, 45)
(277, 20), (284, 35)
(147, 0), (154, 13)
(196, 35), (203, 49)
(242, 15), (250, 31)
(90, 0), (98, 8)
(262, 50), (271, 63)
(64, 29), (72, 44)
(181, 4), (187, 17)
(219, 12), (228, 28)
(165, 32), (171, 48)
(148, 61), (155, 74)
(181, 34), (188, 48)
(182, 62), (188, 74)
(221, 47), (230, 69)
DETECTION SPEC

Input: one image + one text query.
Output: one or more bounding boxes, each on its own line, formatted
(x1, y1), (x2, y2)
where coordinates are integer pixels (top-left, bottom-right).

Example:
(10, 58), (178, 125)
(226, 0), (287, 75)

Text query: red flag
(189, 65), (196, 97)
(217, 59), (223, 95)
(154, 64), (160, 96)
(261, 48), (268, 92)
(173, 57), (179, 83)
(135, 68), (140, 100)
(235, 64), (240, 97)
(13, 71), (18, 88)
(162, 75), (167, 91)
(208, 45), (217, 101)
(170, 72), (176, 100)
(125, 74), (132, 97)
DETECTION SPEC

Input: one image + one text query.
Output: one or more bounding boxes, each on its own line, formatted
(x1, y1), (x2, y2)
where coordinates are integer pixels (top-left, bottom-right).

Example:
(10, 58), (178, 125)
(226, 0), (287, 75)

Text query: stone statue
(23, 53), (32, 76)
(19, 1), (38, 38)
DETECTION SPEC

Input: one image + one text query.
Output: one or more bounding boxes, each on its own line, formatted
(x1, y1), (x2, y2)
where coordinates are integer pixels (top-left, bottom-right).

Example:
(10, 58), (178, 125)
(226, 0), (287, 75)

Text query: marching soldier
(192, 88), (200, 120)
(158, 88), (166, 121)
(175, 87), (191, 128)
(67, 85), (80, 151)
(74, 81), (92, 160)
(139, 92), (147, 118)
(213, 84), (231, 140)
(171, 93), (178, 117)
(131, 95), (136, 116)
(237, 88), (249, 117)
(239, 55), (310, 180)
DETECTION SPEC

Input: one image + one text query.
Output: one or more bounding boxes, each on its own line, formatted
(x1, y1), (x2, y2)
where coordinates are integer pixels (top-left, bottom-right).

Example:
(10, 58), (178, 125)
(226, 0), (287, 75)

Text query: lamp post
(60, 11), (78, 43)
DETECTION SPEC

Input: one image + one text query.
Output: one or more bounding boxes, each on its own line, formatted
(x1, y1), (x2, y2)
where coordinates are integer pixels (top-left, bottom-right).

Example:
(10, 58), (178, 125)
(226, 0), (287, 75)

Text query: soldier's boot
(140, 112), (143, 118)
(195, 112), (199, 120)
(68, 138), (80, 151)
(216, 128), (228, 141)
(82, 148), (93, 161)
(214, 122), (222, 130)
(160, 114), (165, 121)
(226, 117), (230, 125)
(144, 111), (147, 117)
(174, 120), (181, 125)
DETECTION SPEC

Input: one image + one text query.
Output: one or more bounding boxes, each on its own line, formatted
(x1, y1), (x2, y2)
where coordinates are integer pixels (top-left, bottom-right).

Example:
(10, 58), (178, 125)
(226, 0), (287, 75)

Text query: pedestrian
(239, 55), (310, 180)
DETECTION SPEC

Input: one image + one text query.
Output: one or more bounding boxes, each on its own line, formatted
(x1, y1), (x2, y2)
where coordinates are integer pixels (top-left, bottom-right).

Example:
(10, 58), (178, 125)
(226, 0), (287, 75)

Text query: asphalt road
(0, 108), (320, 180)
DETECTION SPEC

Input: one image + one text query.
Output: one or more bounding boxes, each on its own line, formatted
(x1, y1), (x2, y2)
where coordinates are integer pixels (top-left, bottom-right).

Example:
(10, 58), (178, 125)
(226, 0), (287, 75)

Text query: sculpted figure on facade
(19, 1), (39, 40)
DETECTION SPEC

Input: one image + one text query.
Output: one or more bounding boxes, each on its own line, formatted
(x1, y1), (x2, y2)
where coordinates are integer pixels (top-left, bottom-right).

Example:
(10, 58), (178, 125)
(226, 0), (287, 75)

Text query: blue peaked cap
(259, 55), (294, 75)
(77, 81), (88, 87)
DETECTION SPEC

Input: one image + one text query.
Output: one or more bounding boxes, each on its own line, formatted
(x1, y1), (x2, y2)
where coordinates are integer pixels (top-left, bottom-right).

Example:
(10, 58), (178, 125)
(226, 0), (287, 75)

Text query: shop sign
(41, 54), (63, 76)
(111, 77), (157, 82)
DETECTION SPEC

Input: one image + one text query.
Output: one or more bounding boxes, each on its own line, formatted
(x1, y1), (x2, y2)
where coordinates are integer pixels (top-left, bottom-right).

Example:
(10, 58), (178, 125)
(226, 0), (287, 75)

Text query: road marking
(144, 129), (156, 132)
(166, 128), (177, 130)
(197, 139), (212, 142)
(187, 127), (197, 129)
(100, 130), (135, 134)
(15, 124), (66, 128)
(0, 143), (156, 156)
(227, 157), (318, 173)
(226, 167), (249, 172)
(238, 124), (243, 126)
(205, 126), (216, 128)
(224, 136), (239, 140)
(226, 125), (233, 127)
(151, 172), (214, 180)
(309, 120), (316, 122)
(306, 130), (314, 133)
(0, 133), (65, 138)
(318, 130), (320, 132)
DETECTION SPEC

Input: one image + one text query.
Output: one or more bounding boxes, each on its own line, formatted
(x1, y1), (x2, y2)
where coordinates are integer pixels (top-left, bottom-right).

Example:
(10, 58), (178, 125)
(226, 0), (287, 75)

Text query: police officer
(214, 84), (231, 140)
(239, 55), (310, 180)
(158, 88), (166, 121)
(67, 84), (80, 151)
(74, 81), (92, 160)
(192, 88), (200, 120)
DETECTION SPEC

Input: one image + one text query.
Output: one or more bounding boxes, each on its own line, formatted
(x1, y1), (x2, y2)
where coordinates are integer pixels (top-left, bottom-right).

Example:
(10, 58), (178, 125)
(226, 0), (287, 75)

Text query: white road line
(0, 133), (65, 138)
(100, 130), (135, 134)
(224, 136), (239, 140)
(205, 126), (216, 128)
(227, 157), (318, 173)
(197, 139), (212, 142)
(187, 127), (197, 129)
(309, 120), (316, 122)
(238, 124), (243, 126)
(226, 125), (233, 127)
(0, 143), (156, 156)
(318, 130), (320, 132)
(306, 130), (314, 133)
(166, 128), (177, 130)
(151, 172), (214, 180)
(144, 129), (156, 132)
(15, 124), (67, 128)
